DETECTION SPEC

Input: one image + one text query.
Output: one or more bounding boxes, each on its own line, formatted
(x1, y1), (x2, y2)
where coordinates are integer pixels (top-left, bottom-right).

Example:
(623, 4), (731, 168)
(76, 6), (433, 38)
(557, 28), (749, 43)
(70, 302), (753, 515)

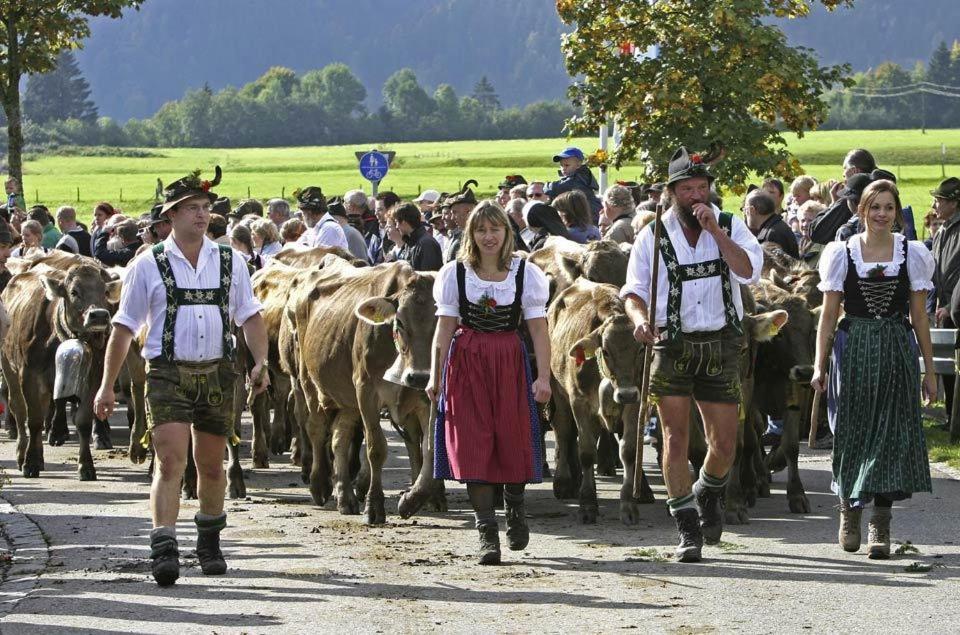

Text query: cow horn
(209, 165), (223, 187)
(461, 179), (478, 193)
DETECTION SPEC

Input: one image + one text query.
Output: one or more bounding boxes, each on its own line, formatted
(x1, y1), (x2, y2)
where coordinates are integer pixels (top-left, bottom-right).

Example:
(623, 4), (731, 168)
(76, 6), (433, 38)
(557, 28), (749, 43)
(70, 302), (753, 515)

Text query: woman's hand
(531, 376), (551, 404)
(923, 372), (938, 406)
(425, 376), (438, 403)
(810, 368), (827, 393)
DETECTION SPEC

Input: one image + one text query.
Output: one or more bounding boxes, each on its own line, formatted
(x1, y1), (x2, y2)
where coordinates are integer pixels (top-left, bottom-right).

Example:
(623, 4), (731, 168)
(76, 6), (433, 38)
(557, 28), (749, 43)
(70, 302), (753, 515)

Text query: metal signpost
(356, 149), (395, 197)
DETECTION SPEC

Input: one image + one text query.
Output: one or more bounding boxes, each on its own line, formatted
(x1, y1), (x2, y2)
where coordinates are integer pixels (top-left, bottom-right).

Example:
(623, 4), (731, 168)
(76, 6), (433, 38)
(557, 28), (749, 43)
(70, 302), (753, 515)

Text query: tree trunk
(3, 82), (23, 190)
(2, 15), (23, 191)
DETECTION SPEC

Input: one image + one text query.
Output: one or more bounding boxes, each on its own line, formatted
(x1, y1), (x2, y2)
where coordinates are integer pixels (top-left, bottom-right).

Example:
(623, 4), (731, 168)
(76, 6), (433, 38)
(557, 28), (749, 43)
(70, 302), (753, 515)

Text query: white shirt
(817, 234), (935, 293)
(258, 240), (282, 263)
(299, 213), (348, 251)
(113, 236), (263, 361)
(434, 256), (550, 321)
(620, 205), (763, 333)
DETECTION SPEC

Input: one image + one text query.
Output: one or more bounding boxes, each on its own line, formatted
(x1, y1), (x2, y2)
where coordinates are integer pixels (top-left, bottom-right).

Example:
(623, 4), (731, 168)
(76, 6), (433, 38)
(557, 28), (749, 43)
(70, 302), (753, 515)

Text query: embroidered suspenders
(657, 212), (742, 340)
(153, 243), (234, 361)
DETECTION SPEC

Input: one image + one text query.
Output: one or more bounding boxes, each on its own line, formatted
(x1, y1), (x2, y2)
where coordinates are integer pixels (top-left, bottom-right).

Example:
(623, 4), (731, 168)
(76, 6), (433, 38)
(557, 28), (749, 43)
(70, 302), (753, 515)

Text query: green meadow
(18, 129), (960, 234)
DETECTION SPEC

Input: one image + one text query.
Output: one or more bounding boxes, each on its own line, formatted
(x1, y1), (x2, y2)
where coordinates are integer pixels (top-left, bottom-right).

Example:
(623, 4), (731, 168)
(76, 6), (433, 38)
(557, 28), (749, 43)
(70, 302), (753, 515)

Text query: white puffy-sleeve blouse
(817, 234), (935, 293)
(434, 256), (550, 320)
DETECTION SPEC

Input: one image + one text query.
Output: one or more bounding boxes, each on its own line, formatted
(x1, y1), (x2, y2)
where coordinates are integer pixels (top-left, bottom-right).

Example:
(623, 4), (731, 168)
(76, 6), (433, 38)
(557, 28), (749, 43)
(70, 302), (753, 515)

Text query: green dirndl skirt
(827, 316), (932, 504)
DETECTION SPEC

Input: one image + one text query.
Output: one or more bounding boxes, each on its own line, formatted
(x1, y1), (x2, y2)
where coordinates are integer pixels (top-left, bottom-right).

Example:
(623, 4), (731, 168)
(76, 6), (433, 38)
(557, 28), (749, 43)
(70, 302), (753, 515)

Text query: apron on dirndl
(433, 260), (543, 484)
(827, 238), (932, 505)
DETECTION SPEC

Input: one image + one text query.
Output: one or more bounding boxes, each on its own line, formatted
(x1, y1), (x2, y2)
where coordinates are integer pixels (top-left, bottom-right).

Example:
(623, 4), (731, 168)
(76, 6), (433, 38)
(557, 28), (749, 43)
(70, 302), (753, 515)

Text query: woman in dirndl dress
(812, 179), (937, 559)
(426, 200), (551, 565)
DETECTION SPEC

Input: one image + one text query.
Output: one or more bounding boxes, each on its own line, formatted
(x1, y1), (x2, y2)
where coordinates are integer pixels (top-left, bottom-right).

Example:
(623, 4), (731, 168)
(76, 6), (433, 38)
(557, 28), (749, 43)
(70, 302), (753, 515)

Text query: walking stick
(807, 389), (822, 448)
(633, 203), (664, 500)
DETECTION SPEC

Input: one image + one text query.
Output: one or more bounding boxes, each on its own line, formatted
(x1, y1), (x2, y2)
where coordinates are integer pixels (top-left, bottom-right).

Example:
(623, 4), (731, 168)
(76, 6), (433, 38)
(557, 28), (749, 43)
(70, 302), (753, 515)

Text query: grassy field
(17, 128), (960, 230)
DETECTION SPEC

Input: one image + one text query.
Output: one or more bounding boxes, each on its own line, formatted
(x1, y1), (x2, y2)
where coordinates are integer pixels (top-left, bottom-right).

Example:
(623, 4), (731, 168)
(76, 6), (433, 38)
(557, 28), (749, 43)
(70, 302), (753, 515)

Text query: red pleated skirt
(434, 327), (542, 484)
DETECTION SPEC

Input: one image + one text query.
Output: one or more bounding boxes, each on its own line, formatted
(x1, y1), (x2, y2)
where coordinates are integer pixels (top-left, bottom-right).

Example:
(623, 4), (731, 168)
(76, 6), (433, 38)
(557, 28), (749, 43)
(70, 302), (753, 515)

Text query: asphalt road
(0, 410), (958, 634)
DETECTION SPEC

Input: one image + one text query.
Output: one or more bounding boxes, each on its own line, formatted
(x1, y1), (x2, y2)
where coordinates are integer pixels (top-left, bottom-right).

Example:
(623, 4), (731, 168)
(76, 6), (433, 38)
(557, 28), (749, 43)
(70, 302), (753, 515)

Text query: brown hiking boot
(838, 499), (862, 553)
(867, 507), (892, 560)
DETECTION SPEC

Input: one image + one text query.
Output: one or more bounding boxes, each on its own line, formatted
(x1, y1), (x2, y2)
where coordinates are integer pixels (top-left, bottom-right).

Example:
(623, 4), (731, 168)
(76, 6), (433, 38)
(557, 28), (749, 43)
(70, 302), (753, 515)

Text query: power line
(843, 86), (960, 98)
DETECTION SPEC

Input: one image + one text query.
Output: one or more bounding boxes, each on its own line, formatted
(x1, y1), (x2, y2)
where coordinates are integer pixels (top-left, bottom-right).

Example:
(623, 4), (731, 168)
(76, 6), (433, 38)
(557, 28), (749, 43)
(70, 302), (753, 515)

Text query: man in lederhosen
(622, 148), (763, 562)
(94, 167), (269, 586)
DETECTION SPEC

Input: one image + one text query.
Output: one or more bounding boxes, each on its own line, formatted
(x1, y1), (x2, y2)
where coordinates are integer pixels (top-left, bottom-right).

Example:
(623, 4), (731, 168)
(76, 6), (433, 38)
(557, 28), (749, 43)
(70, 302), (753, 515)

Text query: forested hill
(76, 0), (960, 122)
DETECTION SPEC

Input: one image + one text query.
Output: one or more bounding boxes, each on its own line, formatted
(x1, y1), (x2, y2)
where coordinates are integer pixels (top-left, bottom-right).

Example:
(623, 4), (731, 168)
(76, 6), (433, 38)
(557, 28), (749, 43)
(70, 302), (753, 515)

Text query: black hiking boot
(505, 500), (529, 551)
(149, 529), (180, 587)
(693, 481), (725, 546)
(673, 508), (703, 563)
(93, 418), (113, 450)
(477, 522), (501, 565)
(195, 513), (228, 575)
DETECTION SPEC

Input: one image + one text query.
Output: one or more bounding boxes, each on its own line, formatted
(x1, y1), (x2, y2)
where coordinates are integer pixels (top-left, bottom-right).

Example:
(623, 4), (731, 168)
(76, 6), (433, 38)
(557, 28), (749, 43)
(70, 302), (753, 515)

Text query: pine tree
(926, 41), (953, 127)
(471, 76), (501, 111)
(23, 50), (98, 125)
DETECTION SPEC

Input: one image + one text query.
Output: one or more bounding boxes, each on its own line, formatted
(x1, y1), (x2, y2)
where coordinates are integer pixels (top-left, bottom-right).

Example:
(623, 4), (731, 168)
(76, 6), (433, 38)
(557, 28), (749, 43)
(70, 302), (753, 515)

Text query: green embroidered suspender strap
(657, 212), (742, 340)
(152, 243), (234, 361)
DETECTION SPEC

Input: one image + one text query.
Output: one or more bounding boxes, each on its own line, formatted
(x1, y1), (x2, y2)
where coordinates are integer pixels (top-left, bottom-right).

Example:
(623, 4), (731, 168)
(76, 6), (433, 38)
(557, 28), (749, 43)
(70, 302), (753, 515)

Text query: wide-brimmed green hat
(666, 147), (714, 186)
(931, 177), (960, 201)
(160, 166), (222, 215)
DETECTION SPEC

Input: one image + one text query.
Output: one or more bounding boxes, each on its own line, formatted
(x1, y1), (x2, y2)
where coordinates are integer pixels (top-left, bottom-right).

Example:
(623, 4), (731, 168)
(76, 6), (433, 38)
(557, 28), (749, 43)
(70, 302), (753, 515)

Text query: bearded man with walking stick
(622, 147), (763, 562)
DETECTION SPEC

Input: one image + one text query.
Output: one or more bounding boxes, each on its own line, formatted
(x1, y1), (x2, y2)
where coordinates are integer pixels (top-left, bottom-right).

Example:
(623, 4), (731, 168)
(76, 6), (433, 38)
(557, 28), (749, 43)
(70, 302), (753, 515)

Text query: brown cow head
(569, 313), (642, 406)
(558, 240), (628, 286)
(41, 264), (119, 339)
(755, 293), (816, 385)
(355, 272), (437, 390)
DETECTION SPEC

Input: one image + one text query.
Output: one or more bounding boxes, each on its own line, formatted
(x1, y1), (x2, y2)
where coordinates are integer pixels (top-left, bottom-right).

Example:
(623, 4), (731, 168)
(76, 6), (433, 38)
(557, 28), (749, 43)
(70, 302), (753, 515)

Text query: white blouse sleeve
(434, 261), (460, 318)
(906, 240), (935, 292)
(817, 241), (847, 292)
(522, 261), (550, 320)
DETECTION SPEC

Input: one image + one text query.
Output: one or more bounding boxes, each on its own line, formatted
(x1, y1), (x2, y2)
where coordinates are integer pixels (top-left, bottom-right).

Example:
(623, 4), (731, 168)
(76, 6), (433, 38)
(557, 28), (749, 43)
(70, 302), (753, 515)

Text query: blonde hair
(458, 200), (515, 271)
(811, 181), (832, 203)
(797, 200), (825, 217)
(250, 218), (280, 245)
(280, 218), (306, 243)
(790, 175), (817, 197)
(21, 219), (43, 238)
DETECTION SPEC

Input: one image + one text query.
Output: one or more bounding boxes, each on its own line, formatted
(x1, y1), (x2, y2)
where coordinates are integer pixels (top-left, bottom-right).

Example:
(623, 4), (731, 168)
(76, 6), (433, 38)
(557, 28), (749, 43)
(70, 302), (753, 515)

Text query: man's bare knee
(195, 458), (225, 483)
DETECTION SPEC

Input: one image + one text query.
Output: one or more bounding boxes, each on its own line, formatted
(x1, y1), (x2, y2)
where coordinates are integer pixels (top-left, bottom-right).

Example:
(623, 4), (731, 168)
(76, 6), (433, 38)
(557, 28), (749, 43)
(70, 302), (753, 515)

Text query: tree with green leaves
(556, 0), (852, 191)
(23, 50), (98, 125)
(472, 75), (501, 111)
(0, 1), (144, 188)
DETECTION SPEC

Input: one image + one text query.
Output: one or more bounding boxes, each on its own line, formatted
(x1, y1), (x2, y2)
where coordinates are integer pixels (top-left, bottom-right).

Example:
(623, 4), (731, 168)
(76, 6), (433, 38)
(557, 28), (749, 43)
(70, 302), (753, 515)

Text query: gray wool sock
(150, 526), (176, 541)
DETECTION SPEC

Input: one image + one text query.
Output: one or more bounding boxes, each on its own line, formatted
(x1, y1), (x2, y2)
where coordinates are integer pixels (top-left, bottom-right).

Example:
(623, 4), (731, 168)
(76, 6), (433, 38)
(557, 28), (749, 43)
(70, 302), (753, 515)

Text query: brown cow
(750, 281), (819, 514)
(273, 245), (367, 268)
(250, 253), (358, 468)
(528, 237), (629, 303)
(288, 261), (437, 524)
(548, 279), (652, 525)
(529, 237), (631, 476)
(1, 264), (120, 479)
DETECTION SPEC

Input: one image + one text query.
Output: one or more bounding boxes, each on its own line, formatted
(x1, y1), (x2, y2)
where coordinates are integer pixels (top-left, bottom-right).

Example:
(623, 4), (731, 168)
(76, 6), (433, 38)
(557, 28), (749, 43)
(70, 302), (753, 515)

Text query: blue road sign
(359, 151), (389, 182)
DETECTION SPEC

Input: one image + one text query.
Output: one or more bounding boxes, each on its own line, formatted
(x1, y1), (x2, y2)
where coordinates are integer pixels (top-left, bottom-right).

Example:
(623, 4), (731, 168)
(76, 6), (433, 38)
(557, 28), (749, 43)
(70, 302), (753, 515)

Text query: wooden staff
(808, 389), (822, 448)
(633, 203), (664, 500)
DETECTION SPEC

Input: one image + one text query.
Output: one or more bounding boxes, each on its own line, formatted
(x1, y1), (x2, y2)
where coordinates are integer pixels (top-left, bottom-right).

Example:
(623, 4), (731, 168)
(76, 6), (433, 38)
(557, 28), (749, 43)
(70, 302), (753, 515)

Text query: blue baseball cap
(552, 146), (585, 162)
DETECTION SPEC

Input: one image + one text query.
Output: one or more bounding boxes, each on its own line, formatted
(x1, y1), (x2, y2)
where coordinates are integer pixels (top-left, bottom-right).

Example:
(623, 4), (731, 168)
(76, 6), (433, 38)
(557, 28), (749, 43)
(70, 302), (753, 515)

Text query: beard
(676, 204), (699, 229)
